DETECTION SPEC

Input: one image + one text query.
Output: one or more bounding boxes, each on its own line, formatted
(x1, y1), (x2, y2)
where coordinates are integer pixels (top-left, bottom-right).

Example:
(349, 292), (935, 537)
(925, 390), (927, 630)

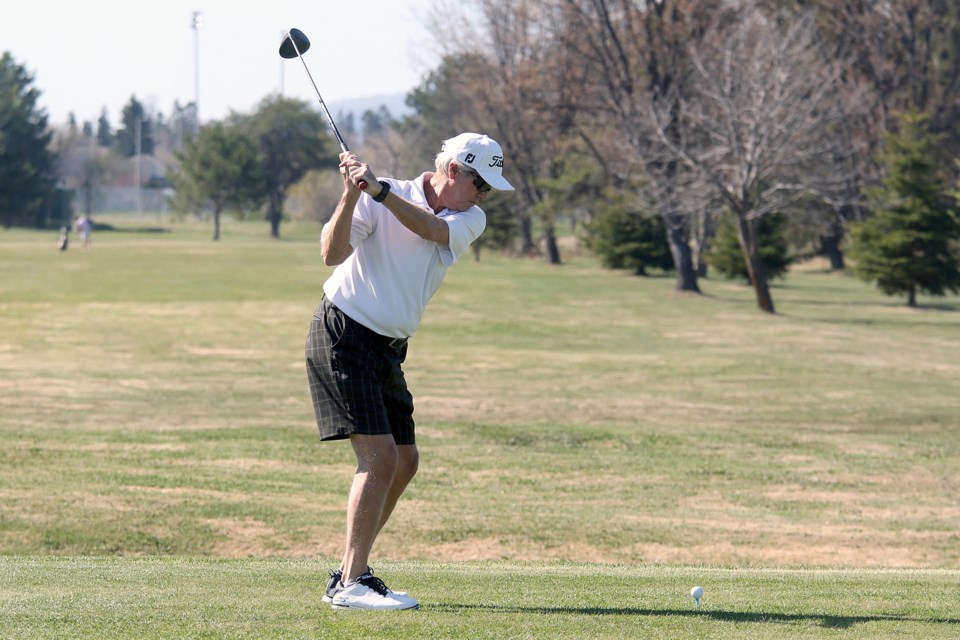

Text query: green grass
(2, 559), (958, 639)
(2, 216), (959, 637)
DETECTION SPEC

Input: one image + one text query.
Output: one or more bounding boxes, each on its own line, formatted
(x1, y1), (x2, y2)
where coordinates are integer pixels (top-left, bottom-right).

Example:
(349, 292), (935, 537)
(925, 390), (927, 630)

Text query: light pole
(192, 11), (203, 130)
(279, 30), (285, 96)
(135, 117), (142, 214)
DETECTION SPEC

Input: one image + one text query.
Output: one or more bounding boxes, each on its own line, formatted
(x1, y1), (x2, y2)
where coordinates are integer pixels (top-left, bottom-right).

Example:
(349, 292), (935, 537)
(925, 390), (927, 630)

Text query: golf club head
(279, 28), (310, 58)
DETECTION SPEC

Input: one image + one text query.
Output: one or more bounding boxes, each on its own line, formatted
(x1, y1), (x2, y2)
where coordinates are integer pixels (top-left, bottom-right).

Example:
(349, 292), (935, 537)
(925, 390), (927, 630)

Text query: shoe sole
(330, 602), (419, 611)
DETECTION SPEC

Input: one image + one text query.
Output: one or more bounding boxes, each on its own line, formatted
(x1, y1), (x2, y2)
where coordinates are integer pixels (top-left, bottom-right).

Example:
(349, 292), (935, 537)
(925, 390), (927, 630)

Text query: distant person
(57, 226), (69, 252)
(75, 214), (92, 251)
(305, 133), (513, 610)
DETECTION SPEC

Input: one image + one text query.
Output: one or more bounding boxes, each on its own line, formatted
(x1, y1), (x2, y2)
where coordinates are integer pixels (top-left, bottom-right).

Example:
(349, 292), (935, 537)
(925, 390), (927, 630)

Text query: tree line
(3, 0), (960, 309)
(414, 0), (960, 311)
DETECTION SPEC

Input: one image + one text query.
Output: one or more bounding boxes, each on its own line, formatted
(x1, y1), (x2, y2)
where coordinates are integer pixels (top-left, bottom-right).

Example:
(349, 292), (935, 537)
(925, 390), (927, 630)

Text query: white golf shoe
(322, 567), (408, 604)
(321, 569), (342, 604)
(330, 574), (419, 610)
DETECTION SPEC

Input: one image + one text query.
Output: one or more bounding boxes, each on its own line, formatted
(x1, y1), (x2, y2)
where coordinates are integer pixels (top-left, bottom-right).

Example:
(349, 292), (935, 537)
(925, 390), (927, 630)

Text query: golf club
(279, 28), (367, 189)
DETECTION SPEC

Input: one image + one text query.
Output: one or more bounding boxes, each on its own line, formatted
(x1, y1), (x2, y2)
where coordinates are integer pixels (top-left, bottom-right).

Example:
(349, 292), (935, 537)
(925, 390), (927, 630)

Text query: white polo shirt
(322, 173), (487, 339)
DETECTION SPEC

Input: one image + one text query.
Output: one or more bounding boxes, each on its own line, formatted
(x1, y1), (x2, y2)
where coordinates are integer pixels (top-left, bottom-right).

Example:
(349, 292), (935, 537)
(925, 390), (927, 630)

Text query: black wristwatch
(372, 180), (391, 203)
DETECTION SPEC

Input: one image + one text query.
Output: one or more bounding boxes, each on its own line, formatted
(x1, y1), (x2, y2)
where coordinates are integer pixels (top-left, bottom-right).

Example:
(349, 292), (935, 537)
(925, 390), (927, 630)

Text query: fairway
(1, 217), (959, 637)
(2, 559), (958, 639)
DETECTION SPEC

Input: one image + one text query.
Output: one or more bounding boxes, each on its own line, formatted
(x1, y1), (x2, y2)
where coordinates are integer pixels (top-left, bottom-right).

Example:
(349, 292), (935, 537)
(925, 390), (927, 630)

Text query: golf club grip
(339, 148), (368, 189)
(331, 128), (366, 190)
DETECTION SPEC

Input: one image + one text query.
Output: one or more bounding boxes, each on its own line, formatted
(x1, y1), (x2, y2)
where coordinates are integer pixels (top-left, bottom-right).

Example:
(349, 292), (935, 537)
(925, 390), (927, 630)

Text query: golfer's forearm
(321, 191), (358, 266)
(382, 193), (449, 245)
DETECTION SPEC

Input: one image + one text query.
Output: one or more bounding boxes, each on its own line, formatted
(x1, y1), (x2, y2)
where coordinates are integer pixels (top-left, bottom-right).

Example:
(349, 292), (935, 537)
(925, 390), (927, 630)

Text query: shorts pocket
(323, 302), (348, 349)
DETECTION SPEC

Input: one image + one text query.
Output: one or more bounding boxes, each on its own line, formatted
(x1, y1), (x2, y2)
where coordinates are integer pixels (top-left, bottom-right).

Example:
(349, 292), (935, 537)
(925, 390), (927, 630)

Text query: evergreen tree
(582, 191), (674, 276)
(468, 196), (517, 261)
(171, 122), (267, 241)
(361, 106), (391, 137)
(96, 107), (112, 147)
(709, 212), (793, 283)
(0, 52), (55, 227)
(232, 96), (336, 238)
(115, 96), (155, 157)
(336, 111), (356, 139)
(849, 113), (960, 306)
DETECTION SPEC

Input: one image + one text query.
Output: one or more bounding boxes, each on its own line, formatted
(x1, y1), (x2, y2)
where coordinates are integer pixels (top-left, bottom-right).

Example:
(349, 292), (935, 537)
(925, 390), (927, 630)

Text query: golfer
(75, 214), (93, 251)
(305, 133), (514, 610)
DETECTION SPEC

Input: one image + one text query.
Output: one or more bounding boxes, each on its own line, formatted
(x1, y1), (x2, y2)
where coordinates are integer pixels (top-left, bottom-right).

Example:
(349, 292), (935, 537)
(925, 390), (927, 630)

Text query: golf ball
(691, 586), (704, 600)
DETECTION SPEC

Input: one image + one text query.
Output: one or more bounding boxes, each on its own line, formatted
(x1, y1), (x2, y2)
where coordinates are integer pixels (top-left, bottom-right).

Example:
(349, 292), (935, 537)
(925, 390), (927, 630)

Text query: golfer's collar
(417, 172), (443, 214)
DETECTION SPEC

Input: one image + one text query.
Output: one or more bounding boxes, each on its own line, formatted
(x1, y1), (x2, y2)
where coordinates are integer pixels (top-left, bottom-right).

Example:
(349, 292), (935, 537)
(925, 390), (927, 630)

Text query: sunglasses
(461, 167), (492, 193)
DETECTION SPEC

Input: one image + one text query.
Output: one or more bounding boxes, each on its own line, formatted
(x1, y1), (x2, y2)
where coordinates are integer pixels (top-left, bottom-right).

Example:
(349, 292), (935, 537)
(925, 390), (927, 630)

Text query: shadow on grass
(93, 223), (170, 234)
(699, 278), (960, 313)
(432, 604), (959, 629)
(781, 298), (959, 313)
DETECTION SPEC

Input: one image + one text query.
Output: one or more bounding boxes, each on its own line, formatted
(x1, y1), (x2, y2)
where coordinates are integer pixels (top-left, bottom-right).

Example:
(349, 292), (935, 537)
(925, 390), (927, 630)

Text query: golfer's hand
(339, 152), (374, 192)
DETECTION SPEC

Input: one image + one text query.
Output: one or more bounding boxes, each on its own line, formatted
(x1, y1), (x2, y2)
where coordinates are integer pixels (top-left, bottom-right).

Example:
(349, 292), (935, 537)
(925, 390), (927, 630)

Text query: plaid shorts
(305, 297), (415, 445)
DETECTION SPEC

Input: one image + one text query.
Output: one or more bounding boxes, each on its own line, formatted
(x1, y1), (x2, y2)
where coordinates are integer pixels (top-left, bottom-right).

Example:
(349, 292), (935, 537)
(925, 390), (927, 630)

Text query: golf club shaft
(287, 37), (368, 190)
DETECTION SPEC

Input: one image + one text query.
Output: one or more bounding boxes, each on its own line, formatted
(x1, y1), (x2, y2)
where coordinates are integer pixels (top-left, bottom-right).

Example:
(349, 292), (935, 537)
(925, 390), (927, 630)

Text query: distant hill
(328, 93), (411, 121)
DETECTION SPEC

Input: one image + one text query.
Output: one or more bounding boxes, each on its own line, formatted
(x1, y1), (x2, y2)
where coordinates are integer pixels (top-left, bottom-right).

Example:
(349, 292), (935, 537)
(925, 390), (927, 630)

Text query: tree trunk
(212, 207), (221, 241)
(736, 214), (776, 314)
(666, 216), (700, 292)
(519, 215), (536, 256)
(908, 285), (916, 307)
(692, 208), (713, 278)
(544, 225), (561, 265)
(269, 213), (281, 239)
(748, 253), (775, 314)
(819, 218), (845, 270)
(268, 189), (283, 239)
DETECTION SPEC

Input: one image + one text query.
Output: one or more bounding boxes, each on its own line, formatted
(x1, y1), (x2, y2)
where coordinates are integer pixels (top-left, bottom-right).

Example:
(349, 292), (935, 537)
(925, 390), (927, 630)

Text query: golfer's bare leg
(376, 444), (419, 535)
(342, 434), (399, 584)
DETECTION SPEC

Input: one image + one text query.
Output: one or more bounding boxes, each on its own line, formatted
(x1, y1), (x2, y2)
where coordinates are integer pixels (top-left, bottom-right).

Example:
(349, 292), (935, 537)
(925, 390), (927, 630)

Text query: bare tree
(654, 9), (863, 312)
(764, 0), (960, 267)
(478, 0), (590, 261)
(802, 0), (960, 135)
(556, 0), (736, 292)
(428, 0), (586, 262)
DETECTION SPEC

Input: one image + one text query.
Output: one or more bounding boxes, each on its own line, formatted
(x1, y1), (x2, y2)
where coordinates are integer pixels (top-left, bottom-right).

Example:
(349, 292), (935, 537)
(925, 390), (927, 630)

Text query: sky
(1, 0), (436, 127)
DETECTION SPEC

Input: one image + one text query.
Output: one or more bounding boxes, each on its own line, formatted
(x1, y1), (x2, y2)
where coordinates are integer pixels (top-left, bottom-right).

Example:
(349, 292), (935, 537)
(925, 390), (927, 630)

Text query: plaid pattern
(305, 297), (415, 445)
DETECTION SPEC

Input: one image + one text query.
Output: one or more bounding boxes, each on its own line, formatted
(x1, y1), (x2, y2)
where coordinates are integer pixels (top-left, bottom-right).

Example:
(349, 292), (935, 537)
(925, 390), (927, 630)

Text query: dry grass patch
(2, 229), (958, 570)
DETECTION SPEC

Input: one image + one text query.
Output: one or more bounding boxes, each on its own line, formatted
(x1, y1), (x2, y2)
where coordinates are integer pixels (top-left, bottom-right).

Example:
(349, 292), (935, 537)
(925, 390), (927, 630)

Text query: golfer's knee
(352, 435), (400, 476)
(397, 446), (419, 483)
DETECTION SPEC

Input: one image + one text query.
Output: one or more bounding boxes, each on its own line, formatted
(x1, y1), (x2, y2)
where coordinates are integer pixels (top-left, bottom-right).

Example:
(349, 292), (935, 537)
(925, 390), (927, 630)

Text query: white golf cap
(442, 132), (514, 191)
